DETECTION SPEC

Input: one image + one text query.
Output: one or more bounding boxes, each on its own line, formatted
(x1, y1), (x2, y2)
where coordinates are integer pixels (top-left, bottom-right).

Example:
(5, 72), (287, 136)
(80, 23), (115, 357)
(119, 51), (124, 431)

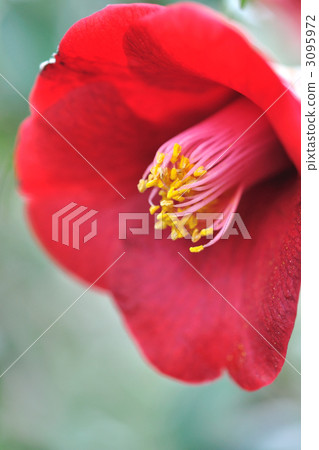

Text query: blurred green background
(0, 0), (300, 449)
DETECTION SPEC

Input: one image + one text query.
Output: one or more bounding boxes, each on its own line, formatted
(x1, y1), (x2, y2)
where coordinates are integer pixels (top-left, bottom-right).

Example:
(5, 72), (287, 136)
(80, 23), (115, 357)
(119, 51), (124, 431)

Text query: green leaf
(240, 0), (249, 8)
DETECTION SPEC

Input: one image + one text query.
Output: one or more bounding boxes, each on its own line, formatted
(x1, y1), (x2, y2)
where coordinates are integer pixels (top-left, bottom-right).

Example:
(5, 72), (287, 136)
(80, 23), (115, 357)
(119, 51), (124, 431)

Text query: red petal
(25, 167), (300, 389)
(15, 4), (301, 389)
(26, 191), (121, 289)
(16, 85), (165, 198)
(107, 173), (300, 390)
(122, 2), (300, 170)
(17, 3), (300, 199)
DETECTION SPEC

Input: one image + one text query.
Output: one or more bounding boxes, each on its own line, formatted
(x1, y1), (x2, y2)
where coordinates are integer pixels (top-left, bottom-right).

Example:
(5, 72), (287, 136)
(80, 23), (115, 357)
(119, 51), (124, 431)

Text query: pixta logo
(52, 202), (98, 249)
(118, 212), (251, 240)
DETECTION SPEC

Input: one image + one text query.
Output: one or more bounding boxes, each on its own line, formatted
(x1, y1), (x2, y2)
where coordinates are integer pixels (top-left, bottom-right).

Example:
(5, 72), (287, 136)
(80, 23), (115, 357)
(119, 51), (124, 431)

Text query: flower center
(138, 97), (290, 252)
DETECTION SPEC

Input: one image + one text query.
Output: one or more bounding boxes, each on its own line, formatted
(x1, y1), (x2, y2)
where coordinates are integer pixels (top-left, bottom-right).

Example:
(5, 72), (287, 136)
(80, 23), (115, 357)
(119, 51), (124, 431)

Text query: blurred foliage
(240, 0), (249, 7)
(0, 0), (300, 449)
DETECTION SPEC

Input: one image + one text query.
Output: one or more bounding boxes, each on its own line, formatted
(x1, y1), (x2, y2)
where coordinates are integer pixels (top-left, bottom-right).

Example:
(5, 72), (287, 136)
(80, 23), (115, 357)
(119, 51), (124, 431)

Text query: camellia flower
(16, 3), (300, 390)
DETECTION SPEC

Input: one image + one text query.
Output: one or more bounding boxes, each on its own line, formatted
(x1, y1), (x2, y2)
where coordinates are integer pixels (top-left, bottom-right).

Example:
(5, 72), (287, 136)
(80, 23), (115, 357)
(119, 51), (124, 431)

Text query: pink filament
(143, 96), (290, 248)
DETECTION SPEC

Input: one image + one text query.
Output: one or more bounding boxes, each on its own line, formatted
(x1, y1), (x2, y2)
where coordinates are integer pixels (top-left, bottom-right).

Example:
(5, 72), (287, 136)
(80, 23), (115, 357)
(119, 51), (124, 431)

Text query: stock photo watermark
(118, 212), (251, 241)
(51, 204), (252, 248)
(52, 202), (98, 249)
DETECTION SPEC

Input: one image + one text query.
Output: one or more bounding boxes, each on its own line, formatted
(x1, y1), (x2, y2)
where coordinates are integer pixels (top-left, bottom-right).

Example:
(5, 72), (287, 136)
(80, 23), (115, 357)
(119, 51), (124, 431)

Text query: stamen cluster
(137, 97), (289, 253)
(138, 143), (213, 252)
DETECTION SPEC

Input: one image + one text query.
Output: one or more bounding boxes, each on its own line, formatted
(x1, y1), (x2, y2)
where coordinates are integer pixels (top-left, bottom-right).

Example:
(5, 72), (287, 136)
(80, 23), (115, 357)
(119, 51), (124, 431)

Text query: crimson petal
(16, 3), (301, 389)
(108, 173), (300, 390)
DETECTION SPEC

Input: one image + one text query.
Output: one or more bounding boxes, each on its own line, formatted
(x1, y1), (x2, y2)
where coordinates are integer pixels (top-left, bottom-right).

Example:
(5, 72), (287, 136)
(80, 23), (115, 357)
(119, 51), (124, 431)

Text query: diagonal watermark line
(208, 76), (301, 170)
(0, 72), (126, 200)
(178, 251), (301, 376)
(174, 76), (301, 202)
(0, 252), (126, 379)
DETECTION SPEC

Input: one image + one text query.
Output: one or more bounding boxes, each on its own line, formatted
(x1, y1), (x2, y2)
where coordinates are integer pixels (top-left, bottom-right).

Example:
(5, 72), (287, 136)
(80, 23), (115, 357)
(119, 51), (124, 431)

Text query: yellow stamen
(156, 153), (165, 164)
(149, 205), (160, 215)
(194, 166), (207, 177)
(190, 245), (204, 253)
(167, 187), (177, 199)
(157, 212), (169, 221)
(160, 199), (174, 208)
(138, 143), (211, 253)
(155, 220), (167, 230)
(170, 229), (180, 240)
(188, 215), (198, 230)
(191, 229), (202, 243)
(138, 179), (147, 193)
(146, 179), (164, 189)
(200, 227), (213, 237)
(178, 155), (190, 170)
(170, 167), (177, 180)
(150, 166), (159, 176)
(171, 143), (181, 163)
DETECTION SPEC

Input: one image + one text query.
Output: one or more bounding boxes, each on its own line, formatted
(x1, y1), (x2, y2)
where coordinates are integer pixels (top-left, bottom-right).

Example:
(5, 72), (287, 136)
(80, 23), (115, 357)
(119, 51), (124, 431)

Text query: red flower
(16, 3), (300, 390)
